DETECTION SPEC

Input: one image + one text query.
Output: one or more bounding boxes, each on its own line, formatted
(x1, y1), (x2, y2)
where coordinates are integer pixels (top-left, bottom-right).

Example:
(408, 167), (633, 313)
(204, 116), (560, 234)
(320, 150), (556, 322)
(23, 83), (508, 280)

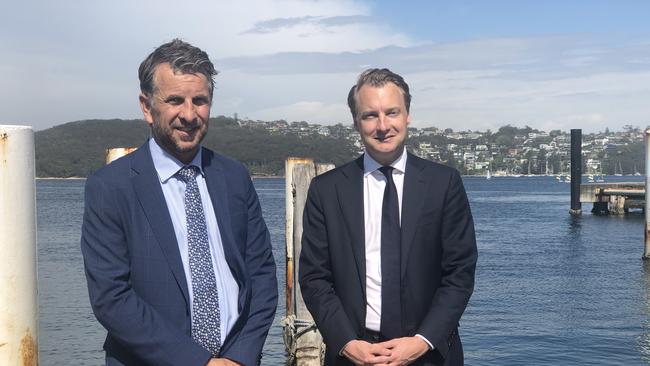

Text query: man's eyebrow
(360, 111), (378, 117)
(162, 94), (183, 101)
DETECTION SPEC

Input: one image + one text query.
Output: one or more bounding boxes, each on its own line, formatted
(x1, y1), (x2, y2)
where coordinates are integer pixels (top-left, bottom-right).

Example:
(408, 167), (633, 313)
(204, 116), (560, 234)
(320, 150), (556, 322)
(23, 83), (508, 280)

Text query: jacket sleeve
(416, 169), (478, 359)
(219, 174), (278, 366)
(81, 173), (212, 366)
(298, 179), (358, 354)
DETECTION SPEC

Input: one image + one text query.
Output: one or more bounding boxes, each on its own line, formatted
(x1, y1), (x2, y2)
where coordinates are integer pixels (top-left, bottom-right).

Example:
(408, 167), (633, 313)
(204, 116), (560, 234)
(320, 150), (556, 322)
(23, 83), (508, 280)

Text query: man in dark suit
(299, 68), (477, 365)
(81, 39), (277, 366)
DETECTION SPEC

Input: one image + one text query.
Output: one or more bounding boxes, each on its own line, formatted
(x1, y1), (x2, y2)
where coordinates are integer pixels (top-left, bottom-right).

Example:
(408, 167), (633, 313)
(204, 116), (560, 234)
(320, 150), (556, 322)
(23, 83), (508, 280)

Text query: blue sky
(1, 0), (649, 132)
(374, 1), (650, 40)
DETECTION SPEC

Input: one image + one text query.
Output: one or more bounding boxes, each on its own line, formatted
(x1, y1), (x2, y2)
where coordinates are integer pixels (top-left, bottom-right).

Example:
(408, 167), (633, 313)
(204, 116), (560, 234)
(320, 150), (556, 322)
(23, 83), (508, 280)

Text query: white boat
(486, 169), (492, 180)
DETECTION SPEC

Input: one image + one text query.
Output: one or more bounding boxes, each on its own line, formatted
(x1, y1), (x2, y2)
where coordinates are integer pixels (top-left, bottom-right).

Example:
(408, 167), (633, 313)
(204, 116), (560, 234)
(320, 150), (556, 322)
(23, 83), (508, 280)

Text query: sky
(2, 0), (650, 133)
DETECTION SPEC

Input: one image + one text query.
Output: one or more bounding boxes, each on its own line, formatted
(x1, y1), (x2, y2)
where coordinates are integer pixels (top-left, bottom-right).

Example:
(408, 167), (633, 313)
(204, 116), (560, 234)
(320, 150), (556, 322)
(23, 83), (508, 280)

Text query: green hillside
(34, 117), (357, 177)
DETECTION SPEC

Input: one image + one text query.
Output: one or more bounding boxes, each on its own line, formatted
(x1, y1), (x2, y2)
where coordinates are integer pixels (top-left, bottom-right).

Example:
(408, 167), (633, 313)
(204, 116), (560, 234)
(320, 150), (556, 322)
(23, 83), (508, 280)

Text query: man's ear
(139, 93), (154, 126)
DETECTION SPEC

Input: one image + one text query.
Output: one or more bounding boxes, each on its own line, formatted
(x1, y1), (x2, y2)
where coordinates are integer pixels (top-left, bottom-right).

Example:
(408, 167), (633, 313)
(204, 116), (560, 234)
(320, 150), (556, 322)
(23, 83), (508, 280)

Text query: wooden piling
(284, 158), (332, 365)
(570, 129), (582, 215)
(105, 147), (137, 164)
(315, 163), (335, 176)
(285, 158), (313, 319)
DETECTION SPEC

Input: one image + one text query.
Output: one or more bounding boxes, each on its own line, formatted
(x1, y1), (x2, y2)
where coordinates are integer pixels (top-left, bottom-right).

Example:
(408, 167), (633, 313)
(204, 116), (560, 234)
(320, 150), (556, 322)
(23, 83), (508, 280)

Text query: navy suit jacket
(81, 142), (278, 366)
(299, 153), (477, 365)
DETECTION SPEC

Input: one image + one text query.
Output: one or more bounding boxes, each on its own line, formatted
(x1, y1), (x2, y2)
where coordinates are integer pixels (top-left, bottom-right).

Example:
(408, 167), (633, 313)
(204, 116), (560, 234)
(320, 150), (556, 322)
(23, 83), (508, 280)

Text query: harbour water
(36, 176), (650, 365)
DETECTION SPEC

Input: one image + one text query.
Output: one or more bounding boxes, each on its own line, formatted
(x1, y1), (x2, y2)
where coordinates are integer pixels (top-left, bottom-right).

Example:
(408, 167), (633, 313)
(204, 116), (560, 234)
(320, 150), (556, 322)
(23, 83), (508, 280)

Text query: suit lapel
(130, 143), (190, 304)
(337, 156), (366, 295)
(400, 153), (427, 279)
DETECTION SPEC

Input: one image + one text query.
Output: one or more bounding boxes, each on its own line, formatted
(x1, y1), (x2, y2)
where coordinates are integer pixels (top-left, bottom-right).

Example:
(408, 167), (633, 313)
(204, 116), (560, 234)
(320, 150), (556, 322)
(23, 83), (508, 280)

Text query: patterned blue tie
(177, 166), (221, 356)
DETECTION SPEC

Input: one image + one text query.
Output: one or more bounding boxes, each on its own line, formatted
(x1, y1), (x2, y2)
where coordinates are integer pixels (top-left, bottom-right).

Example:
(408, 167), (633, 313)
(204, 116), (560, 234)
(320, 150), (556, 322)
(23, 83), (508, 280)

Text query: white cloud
(214, 70), (355, 124)
(1, 2), (650, 133)
(211, 35), (650, 132)
(247, 101), (349, 125)
(408, 68), (650, 132)
(0, 0), (414, 129)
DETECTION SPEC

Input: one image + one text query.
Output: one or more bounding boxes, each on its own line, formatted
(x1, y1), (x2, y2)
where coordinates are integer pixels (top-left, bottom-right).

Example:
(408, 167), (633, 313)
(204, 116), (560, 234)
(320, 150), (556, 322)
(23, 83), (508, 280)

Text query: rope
(282, 315), (324, 365)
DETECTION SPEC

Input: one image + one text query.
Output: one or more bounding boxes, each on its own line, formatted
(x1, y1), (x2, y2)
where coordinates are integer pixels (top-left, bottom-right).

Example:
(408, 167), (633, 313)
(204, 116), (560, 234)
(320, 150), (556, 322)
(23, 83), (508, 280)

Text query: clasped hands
(206, 358), (241, 366)
(342, 336), (429, 366)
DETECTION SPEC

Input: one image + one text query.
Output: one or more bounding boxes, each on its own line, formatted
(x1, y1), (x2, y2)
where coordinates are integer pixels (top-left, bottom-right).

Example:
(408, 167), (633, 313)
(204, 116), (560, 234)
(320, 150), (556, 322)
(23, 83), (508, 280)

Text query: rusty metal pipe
(0, 125), (38, 365)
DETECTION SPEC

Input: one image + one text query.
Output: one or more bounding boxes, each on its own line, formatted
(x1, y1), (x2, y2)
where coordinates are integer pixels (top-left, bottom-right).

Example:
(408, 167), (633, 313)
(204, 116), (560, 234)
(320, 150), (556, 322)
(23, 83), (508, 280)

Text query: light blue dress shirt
(149, 138), (240, 341)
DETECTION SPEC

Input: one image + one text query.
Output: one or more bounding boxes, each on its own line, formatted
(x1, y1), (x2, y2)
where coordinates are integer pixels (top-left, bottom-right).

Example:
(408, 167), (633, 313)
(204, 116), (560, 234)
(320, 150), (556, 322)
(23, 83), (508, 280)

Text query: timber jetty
(580, 182), (645, 215)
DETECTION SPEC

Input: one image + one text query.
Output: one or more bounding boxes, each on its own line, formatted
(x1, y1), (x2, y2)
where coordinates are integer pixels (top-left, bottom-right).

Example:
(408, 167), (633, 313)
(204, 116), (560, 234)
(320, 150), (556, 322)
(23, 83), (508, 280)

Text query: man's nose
(377, 114), (389, 131)
(179, 101), (197, 122)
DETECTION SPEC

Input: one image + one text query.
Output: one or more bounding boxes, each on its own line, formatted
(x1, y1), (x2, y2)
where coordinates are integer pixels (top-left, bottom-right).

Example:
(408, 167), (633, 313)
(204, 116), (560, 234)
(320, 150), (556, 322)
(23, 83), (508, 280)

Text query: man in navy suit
(81, 39), (277, 366)
(299, 69), (477, 365)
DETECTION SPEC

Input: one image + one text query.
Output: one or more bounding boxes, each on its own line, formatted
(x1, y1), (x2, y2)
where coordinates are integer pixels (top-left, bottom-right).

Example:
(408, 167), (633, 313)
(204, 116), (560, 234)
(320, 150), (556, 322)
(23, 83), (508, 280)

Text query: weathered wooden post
(284, 158), (333, 365)
(0, 125), (38, 366)
(291, 160), (321, 365)
(106, 147), (137, 164)
(643, 128), (650, 259)
(570, 129), (582, 215)
(315, 163), (335, 176)
(285, 158), (312, 322)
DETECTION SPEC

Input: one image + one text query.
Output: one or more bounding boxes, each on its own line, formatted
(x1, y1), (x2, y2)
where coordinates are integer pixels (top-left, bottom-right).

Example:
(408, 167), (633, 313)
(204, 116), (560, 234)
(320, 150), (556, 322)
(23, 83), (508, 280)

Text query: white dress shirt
(362, 148), (433, 349)
(149, 138), (240, 340)
(363, 149), (406, 331)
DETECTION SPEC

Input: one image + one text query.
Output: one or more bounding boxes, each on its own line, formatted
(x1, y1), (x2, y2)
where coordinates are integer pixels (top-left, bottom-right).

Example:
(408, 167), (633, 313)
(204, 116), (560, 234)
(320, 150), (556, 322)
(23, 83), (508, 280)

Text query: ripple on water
(37, 177), (650, 365)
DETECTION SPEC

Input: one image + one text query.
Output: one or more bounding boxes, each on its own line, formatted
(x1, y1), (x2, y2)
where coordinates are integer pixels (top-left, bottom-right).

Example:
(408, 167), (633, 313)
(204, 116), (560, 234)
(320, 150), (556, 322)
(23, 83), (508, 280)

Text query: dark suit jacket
(299, 153), (477, 365)
(81, 142), (278, 366)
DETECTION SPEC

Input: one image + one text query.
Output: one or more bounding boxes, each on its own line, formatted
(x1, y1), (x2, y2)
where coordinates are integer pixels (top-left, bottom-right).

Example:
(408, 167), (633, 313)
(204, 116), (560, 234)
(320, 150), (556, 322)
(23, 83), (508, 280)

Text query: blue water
(36, 176), (650, 365)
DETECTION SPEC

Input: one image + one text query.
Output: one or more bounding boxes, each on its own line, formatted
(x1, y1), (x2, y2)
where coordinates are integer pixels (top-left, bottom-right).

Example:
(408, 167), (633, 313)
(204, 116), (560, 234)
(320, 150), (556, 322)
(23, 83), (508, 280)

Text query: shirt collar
(363, 147), (407, 177)
(149, 138), (204, 183)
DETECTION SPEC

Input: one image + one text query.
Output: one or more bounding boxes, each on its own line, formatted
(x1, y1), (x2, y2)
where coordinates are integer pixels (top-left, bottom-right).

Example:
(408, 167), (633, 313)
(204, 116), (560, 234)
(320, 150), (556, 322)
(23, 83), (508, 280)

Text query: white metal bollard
(0, 125), (38, 365)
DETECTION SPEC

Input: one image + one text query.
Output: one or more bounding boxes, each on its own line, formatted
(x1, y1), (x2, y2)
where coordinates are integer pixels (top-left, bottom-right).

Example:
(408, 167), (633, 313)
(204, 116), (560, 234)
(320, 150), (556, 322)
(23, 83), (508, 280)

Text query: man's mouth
(176, 125), (198, 133)
(177, 125), (197, 132)
(176, 126), (198, 139)
(375, 135), (393, 142)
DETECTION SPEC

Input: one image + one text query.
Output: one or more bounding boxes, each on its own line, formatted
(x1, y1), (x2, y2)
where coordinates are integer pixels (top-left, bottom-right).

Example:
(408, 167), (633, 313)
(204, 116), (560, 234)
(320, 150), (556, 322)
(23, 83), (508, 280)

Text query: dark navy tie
(379, 166), (402, 339)
(177, 166), (221, 356)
